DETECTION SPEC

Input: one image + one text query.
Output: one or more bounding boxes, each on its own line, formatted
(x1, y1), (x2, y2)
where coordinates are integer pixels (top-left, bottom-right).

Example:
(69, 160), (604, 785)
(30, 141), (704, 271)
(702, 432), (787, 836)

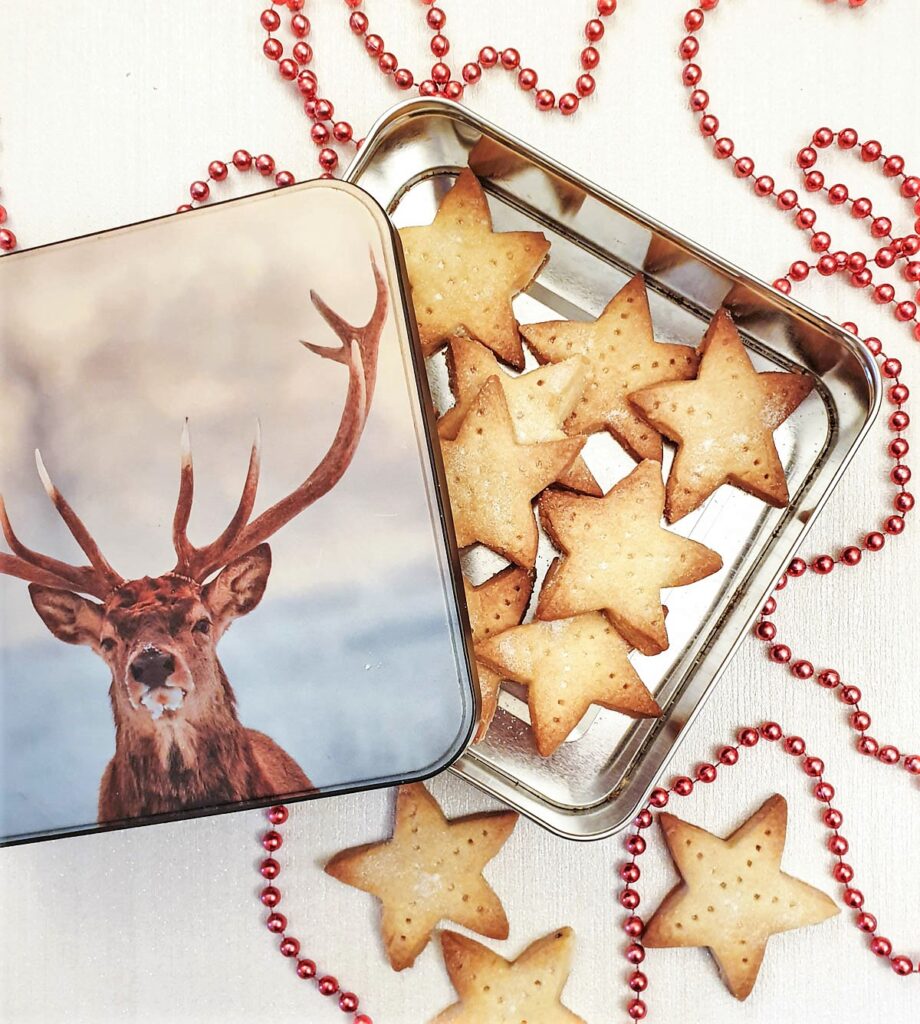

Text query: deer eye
(193, 618), (211, 635)
(100, 637), (116, 653)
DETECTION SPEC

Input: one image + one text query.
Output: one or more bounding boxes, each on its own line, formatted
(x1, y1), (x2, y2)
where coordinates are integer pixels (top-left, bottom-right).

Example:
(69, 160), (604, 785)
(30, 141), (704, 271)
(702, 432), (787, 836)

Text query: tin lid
(0, 180), (477, 844)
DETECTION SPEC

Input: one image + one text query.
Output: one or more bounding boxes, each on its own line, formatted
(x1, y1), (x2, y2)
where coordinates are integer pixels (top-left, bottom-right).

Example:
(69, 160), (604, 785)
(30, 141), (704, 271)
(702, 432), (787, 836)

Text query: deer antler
(172, 250), (389, 581)
(0, 451), (124, 599)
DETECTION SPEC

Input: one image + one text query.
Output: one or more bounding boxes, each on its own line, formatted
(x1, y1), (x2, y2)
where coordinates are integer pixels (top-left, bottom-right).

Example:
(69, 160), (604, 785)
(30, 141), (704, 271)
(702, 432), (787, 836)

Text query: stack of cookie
(400, 168), (813, 756)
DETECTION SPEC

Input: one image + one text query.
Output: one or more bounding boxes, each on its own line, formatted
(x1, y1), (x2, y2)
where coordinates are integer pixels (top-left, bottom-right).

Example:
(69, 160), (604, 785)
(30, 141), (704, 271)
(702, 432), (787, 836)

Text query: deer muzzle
(125, 645), (193, 719)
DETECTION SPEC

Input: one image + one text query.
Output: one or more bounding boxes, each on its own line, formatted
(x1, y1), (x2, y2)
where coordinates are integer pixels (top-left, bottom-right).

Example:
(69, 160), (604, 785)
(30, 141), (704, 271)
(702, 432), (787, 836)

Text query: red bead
(378, 52), (398, 74)
(700, 115), (719, 137)
(689, 89), (709, 112)
(810, 232), (831, 253)
(870, 936), (892, 957)
(824, 808), (843, 829)
(297, 71), (317, 97)
(738, 728), (759, 747)
(678, 36), (699, 60)
(796, 208), (817, 229)
(885, 514), (906, 535)
(895, 487), (914, 510)
(828, 835), (849, 856)
(349, 12), (368, 34)
(597, 0), (618, 12)
(904, 755), (920, 774)
(559, 93), (580, 116)
(189, 181), (210, 202)
(762, 597), (777, 616)
(848, 252), (867, 271)
(649, 787), (669, 807)
(850, 711), (871, 732)
(761, 722), (783, 741)
(896, 301), (918, 322)
(420, 80), (438, 96)
(278, 58), (298, 80)
(625, 942), (646, 964)
(861, 140), (882, 162)
(585, 18), (605, 41)
(871, 217), (893, 239)
(734, 157), (754, 178)
(275, 170), (294, 188)
(255, 154), (275, 176)
(816, 669), (840, 689)
(843, 888), (864, 909)
(890, 411), (910, 431)
(260, 857), (280, 879)
(812, 555), (834, 574)
(262, 830), (283, 852)
(620, 888), (640, 910)
(754, 175), (775, 198)
(176, 205), (192, 214)
(0, 205), (6, 224)
(700, 0), (719, 8)
(892, 465), (911, 485)
(775, 573), (788, 590)
(430, 34), (449, 58)
(443, 80), (464, 101)
(841, 546), (862, 566)
(625, 834), (647, 856)
(891, 956), (914, 976)
(852, 197), (872, 219)
(394, 68), (414, 89)
(333, 121), (353, 144)
(629, 971), (648, 993)
(828, 184), (849, 205)
(833, 862), (854, 883)
(857, 736), (879, 756)
(263, 37), (283, 60)
(296, 958), (316, 979)
(817, 255), (837, 277)
(837, 128), (858, 149)
(426, 6), (446, 29)
(354, 1017), (373, 1024)
(313, 98), (333, 120)
(788, 557), (807, 577)
(581, 46), (600, 70)
(535, 89), (556, 111)
(627, 999), (647, 1020)
(339, 993), (359, 1013)
(266, 912), (287, 933)
(462, 62), (481, 84)
(718, 746), (739, 766)
(208, 160), (228, 182)
(621, 862), (641, 883)
(797, 147), (817, 169)
(789, 261), (810, 282)
(878, 744), (901, 764)
(293, 42), (313, 64)
(696, 763), (717, 783)
(714, 137), (735, 160)
(291, 13), (309, 35)
(310, 123), (330, 145)
(365, 34), (384, 56)
(804, 171), (825, 192)
(279, 936), (300, 957)
(478, 46), (498, 67)
(576, 74), (596, 97)
(814, 782), (835, 803)
(317, 976), (338, 996)
(431, 62), (451, 84)
(769, 644), (791, 664)
(682, 62), (701, 85)
(261, 885), (281, 907)
(753, 620), (776, 642)
(839, 685), (861, 705)
(624, 915), (644, 937)
(318, 149), (339, 172)
(500, 48), (520, 70)
(777, 189), (798, 211)
(634, 809), (653, 829)
(883, 155), (905, 177)
(812, 127), (834, 148)
(903, 177), (920, 199)
(783, 735), (806, 756)
(673, 776), (694, 796)
(684, 8), (704, 31)
(803, 756), (824, 777)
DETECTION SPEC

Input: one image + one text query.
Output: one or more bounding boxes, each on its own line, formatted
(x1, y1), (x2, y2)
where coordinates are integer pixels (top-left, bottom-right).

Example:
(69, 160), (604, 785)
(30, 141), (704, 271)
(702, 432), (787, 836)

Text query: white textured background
(1, 2), (918, 1022)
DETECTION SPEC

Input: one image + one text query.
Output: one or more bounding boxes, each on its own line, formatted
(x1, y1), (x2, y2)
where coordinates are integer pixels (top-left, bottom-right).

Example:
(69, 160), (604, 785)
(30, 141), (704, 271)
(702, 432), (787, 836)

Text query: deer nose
(130, 648), (176, 689)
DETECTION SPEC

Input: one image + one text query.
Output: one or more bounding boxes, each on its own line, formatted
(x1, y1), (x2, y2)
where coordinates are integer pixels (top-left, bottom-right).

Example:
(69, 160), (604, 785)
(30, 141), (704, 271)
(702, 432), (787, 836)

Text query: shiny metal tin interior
(346, 99), (881, 840)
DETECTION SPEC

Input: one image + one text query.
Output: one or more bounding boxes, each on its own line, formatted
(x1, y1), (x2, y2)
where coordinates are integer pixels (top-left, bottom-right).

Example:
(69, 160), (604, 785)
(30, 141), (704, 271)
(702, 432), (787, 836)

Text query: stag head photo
(0, 254), (388, 824)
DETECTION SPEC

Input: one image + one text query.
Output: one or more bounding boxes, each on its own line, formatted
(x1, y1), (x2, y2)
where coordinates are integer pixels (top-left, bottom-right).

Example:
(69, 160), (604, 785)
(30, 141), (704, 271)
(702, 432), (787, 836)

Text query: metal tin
(346, 99), (881, 840)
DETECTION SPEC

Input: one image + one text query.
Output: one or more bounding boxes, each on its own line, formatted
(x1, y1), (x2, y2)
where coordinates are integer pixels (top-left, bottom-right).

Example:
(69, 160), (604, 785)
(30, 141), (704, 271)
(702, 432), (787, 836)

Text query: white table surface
(1, 2), (918, 1022)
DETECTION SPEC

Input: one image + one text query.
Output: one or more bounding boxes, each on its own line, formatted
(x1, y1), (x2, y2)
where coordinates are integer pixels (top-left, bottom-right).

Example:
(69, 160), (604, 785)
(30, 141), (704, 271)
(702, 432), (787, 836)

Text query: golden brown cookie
(477, 612), (661, 757)
(441, 376), (585, 567)
(464, 566), (535, 742)
(536, 460), (722, 655)
(324, 783), (517, 972)
(399, 168), (550, 369)
(521, 275), (698, 460)
(643, 794), (838, 1000)
(431, 928), (586, 1024)
(439, 337), (601, 495)
(629, 307), (814, 522)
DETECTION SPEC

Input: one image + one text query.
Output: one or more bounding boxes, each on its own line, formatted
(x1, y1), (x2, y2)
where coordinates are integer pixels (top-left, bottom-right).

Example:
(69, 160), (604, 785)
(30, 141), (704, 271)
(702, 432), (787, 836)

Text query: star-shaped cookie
(400, 168), (550, 369)
(477, 612), (661, 757)
(431, 928), (586, 1024)
(464, 566), (535, 743)
(439, 338), (601, 496)
(629, 307), (814, 522)
(521, 275), (699, 460)
(441, 376), (585, 566)
(324, 783), (517, 972)
(536, 459), (722, 655)
(643, 794), (839, 1000)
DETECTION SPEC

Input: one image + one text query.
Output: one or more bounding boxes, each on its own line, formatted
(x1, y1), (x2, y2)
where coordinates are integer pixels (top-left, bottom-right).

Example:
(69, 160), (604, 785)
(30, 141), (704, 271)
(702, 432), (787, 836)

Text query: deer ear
(203, 544), (272, 633)
(29, 584), (104, 648)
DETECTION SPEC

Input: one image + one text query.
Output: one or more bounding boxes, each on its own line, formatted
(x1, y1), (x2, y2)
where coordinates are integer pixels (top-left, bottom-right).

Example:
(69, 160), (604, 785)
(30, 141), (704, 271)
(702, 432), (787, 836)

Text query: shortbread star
(521, 275), (699, 460)
(477, 612), (661, 757)
(644, 794), (838, 1000)
(536, 460), (722, 655)
(400, 168), (550, 368)
(439, 337), (601, 495)
(630, 307), (814, 521)
(464, 566), (535, 742)
(442, 376), (584, 567)
(324, 783), (517, 972)
(431, 928), (586, 1024)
